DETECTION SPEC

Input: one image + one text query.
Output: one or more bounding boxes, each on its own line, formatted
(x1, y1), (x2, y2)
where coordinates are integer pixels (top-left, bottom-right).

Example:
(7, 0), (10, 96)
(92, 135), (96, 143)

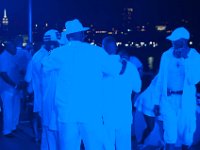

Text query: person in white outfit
(0, 38), (30, 137)
(42, 19), (126, 150)
(134, 75), (164, 149)
(153, 27), (200, 150)
(28, 29), (61, 150)
(102, 36), (142, 150)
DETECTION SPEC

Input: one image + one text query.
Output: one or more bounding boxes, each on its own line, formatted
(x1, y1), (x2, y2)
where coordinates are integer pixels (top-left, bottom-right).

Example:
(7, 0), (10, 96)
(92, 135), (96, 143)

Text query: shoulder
(0, 50), (10, 60)
(160, 48), (173, 61)
(32, 48), (46, 60)
(32, 48), (49, 65)
(129, 56), (143, 68)
(189, 48), (200, 56)
(163, 48), (173, 56)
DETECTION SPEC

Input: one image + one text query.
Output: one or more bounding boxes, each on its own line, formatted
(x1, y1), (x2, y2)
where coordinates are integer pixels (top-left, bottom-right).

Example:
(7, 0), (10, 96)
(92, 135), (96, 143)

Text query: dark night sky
(0, 0), (199, 30)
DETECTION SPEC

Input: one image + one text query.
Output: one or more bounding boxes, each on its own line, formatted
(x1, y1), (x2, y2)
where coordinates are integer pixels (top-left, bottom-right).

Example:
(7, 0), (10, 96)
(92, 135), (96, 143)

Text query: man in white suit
(28, 29), (60, 149)
(102, 36), (141, 150)
(153, 27), (200, 150)
(0, 38), (30, 137)
(42, 19), (126, 150)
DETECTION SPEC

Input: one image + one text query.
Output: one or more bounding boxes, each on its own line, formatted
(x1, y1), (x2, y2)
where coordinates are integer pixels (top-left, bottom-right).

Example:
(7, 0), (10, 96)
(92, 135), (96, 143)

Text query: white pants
(1, 90), (20, 135)
(58, 122), (105, 150)
(41, 126), (58, 150)
(104, 123), (131, 150)
(161, 95), (195, 146)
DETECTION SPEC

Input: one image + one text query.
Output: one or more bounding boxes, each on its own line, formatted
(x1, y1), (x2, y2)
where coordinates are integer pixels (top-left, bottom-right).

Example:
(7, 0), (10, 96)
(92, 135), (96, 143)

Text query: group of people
(0, 18), (200, 150)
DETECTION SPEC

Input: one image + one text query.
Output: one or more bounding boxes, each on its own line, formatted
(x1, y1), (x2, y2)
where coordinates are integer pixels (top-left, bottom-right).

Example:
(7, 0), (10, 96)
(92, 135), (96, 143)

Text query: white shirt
(103, 55), (141, 126)
(0, 48), (31, 92)
(167, 57), (185, 91)
(29, 47), (49, 113)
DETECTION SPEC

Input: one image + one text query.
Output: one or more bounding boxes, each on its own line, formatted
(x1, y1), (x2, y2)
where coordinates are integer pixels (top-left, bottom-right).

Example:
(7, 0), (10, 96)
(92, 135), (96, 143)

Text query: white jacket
(42, 41), (122, 124)
(103, 55), (141, 127)
(154, 48), (200, 133)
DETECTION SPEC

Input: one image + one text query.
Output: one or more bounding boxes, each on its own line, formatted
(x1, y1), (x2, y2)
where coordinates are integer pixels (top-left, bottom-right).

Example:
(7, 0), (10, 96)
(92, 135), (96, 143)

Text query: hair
(102, 36), (116, 47)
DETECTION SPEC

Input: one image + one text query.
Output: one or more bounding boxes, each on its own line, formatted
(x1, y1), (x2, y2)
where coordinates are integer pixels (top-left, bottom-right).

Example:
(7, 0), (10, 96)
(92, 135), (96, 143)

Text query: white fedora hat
(166, 27), (190, 41)
(65, 19), (89, 35)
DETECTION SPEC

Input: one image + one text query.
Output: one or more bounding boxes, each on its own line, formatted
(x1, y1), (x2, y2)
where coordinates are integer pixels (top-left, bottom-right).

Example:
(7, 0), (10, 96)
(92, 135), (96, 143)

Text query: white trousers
(41, 126), (58, 150)
(161, 95), (195, 146)
(58, 122), (106, 150)
(1, 90), (20, 135)
(104, 123), (131, 150)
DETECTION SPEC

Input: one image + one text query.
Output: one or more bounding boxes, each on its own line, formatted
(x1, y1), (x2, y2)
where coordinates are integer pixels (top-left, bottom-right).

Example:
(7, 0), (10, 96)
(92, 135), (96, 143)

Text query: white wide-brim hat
(166, 27), (190, 41)
(65, 19), (90, 35)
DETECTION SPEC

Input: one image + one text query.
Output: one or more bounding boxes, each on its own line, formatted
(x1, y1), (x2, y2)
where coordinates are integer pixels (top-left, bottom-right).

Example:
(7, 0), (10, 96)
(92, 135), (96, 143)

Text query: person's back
(103, 58), (141, 126)
(52, 40), (116, 123)
(42, 19), (124, 150)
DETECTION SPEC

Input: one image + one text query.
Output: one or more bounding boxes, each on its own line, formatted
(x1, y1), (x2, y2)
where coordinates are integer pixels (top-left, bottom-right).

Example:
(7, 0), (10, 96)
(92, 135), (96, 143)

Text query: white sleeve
(129, 62), (142, 93)
(24, 60), (33, 82)
(186, 50), (200, 85)
(153, 53), (166, 105)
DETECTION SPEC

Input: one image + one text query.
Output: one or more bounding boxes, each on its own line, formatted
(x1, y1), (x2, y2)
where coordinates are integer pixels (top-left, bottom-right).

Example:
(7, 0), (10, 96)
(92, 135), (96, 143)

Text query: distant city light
(135, 43), (140, 48)
(90, 42), (96, 45)
(127, 8), (133, 12)
(189, 41), (193, 45)
(166, 30), (172, 33)
(141, 27), (146, 32)
(45, 23), (48, 27)
(148, 56), (154, 70)
(95, 31), (107, 34)
(114, 30), (118, 34)
(140, 42), (145, 46)
(125, 44), (129, 47)
(155, 25), (167, 31)
(22, 42), (27, 47)
(116, 42), (122, 46)
(2, 9), (9, 25)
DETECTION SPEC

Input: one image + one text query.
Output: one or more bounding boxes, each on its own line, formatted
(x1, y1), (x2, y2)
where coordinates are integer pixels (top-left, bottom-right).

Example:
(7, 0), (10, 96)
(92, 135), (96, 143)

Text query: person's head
(14, 36), (23, 47)
(166, 27), (190, 58)
(4, 40), (17, 55)
(102, 36), (118, 55)
(65, 19), (89, 42)
(43, 29), (61, 51)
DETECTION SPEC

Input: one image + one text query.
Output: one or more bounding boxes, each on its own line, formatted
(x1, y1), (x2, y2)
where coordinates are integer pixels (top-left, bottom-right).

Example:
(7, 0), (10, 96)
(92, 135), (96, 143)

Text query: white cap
(43, 29), (60, 42)
(65, 19), (89, 35)
(166, 27), (190, 41)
